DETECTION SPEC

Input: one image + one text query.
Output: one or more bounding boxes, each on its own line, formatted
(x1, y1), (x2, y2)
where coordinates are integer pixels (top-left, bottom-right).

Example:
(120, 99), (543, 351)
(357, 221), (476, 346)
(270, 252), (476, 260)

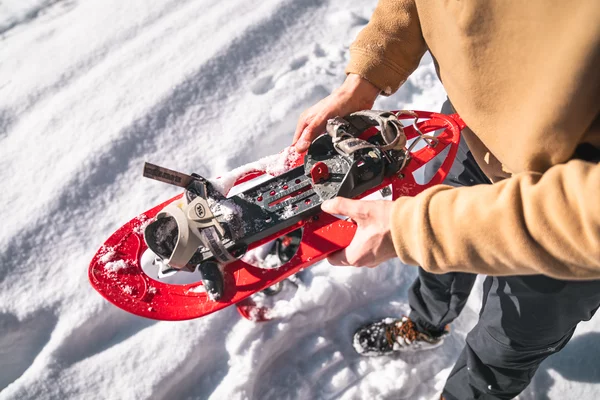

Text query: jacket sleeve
(345, 0), (427, 95)
(390, 159), (600, 280)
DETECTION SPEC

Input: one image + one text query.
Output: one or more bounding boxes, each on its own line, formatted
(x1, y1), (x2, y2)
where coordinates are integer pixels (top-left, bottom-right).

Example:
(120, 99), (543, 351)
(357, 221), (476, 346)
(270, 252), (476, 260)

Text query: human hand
(321, 197), (397, 267)
(293, 74), (380, 153)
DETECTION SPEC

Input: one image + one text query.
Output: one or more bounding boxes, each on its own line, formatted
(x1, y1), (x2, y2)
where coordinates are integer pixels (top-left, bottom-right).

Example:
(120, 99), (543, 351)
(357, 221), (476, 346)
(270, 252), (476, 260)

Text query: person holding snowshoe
(294, 1), (600, 399)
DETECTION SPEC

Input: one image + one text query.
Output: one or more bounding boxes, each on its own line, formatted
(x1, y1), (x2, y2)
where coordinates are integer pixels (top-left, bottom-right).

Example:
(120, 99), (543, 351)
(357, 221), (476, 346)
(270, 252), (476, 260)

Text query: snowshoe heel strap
(156, 196), (235, 268)
(155, 201), (205, 269)
(326, 110), (407, 156)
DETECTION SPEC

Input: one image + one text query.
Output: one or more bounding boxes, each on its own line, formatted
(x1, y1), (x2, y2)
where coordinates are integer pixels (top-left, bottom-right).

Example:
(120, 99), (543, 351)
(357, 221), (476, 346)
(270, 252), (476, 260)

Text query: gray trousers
(408, 102), (600, 399)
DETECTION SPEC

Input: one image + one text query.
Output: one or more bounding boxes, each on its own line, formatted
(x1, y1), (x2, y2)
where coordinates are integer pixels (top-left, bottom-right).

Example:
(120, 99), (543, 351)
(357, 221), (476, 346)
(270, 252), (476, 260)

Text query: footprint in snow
(289, 55), (309, 70)
(313, 44), (326, 58)
(251, 75), (275, 95)
(250, 54), (310, 95)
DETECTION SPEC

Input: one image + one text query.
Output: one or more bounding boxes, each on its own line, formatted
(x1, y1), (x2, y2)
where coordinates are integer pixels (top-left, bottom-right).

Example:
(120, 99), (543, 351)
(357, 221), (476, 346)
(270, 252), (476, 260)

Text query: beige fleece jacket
(346, 0), (600, 279)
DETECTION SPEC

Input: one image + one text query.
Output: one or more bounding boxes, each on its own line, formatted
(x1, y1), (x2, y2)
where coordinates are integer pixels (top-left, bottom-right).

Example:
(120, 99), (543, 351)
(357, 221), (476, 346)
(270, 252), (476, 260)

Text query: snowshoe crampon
(88, 110), (465, 321)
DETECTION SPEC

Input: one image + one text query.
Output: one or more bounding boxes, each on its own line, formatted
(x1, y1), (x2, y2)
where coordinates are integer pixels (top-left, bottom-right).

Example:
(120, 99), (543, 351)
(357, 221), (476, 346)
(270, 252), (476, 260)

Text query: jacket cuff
(345, 47), (412, 96)
(390, 193), (424, 267)
(389, 185), (451, 271)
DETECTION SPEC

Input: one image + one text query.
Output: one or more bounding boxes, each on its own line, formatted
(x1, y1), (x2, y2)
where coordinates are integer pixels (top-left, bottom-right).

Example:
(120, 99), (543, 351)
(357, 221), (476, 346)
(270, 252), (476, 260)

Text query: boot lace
(385, 317), (419, 347)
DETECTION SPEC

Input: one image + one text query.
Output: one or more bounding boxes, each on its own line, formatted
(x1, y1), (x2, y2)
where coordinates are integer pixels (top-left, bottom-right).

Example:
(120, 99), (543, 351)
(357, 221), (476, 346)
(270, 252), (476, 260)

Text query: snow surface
(1, 1), (599, 399)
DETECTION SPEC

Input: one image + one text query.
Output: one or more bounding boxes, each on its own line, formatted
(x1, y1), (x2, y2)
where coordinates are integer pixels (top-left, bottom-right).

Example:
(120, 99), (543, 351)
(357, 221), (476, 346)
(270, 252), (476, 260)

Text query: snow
(281, 203), (296, 219)
(1, 1), (599, 399)
(242, 241), (284, 270)
(97, 246), (115, 264)
(104, 260), (129, 273)
(209, 146), (301, 195)
(187, 285), (206, 294)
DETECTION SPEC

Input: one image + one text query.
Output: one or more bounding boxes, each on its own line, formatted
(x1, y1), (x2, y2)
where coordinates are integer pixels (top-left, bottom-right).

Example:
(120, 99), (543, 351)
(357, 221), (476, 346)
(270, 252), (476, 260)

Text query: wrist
(338, 74), (380, 108)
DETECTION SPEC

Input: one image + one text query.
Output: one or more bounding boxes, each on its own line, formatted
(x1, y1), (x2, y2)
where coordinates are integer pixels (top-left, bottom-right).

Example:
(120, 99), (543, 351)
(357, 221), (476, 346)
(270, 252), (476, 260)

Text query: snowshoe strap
(143, 162), (195, 188)
(326, 110), (408, 155)
(157, 196), (234, 268)
(198, 225), (236, 264)
(155, 202), (202, 269)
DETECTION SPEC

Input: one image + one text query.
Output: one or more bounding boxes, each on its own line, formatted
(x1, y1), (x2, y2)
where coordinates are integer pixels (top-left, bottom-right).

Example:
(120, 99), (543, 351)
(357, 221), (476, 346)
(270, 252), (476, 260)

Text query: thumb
(321, 197), (366, 220)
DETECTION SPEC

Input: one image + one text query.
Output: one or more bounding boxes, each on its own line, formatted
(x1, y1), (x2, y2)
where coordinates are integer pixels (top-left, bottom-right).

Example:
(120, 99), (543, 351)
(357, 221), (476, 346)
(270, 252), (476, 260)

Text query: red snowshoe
(89, 110), (465, 321)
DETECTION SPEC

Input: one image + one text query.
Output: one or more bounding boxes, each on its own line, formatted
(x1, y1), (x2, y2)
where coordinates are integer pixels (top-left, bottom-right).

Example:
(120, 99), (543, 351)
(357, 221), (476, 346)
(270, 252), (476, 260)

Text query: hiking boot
(353, 316), (448, 356)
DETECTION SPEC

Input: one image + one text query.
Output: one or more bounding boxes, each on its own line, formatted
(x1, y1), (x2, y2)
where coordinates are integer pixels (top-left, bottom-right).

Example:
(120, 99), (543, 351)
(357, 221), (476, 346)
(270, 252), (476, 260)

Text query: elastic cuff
(345, 48), (411, 95)
(390, 195), (423, 266)
(390, 185), (455, 272)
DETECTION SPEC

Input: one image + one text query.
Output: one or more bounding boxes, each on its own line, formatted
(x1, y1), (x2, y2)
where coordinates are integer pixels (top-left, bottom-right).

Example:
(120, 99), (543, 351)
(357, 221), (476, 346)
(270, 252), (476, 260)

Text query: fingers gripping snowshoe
(89, 110), (465, 321)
